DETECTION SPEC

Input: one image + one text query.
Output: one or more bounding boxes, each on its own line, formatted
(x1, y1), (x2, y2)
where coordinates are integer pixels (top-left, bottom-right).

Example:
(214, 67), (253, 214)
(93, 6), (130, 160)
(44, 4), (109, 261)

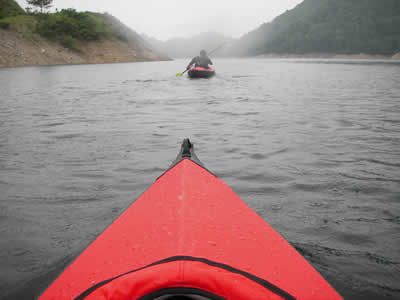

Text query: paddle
(176, 69), (188, 77)
(176, 42), (226, 76)
(207, 42), (227, 56)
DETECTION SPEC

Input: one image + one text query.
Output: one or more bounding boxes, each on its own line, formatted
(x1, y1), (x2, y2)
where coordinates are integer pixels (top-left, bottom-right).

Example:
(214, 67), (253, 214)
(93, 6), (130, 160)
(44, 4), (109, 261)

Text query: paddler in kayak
(186, 49), (213, 70)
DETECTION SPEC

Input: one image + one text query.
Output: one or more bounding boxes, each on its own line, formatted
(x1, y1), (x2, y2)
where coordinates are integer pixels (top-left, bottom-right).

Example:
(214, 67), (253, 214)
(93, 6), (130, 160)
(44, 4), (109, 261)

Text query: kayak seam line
(73, 256), (296, 300)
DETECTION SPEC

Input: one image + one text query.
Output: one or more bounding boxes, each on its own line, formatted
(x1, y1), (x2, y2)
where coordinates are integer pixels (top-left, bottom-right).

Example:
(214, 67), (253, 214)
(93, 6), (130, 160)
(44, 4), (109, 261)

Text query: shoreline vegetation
(0, 1), (169, 68)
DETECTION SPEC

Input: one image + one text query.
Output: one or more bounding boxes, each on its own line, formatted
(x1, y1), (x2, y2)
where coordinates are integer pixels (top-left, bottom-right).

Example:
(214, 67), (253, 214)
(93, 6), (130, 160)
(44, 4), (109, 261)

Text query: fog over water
(15, 0), (303, 40)
(0, 58), (399, 299)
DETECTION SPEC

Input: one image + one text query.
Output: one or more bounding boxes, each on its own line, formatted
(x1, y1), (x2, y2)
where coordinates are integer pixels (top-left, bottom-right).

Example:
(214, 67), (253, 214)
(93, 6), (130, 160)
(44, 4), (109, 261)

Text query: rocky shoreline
(0, 29), (170, 68)
(2, 27), (398, 69)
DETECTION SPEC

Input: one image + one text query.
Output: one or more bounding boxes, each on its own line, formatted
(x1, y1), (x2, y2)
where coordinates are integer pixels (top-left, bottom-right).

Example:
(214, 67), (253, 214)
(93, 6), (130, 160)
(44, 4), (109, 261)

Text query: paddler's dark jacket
(187, 56), (213, 69)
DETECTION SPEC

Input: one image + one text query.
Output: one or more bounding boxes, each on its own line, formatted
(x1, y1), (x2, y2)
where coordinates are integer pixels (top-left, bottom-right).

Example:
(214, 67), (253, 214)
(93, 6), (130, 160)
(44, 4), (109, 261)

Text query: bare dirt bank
(0, 29), (169, 68)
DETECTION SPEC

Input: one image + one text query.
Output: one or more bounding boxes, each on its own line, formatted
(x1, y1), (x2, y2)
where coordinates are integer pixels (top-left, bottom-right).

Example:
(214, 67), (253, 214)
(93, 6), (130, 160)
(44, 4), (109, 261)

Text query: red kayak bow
(39, 139), (342, 300)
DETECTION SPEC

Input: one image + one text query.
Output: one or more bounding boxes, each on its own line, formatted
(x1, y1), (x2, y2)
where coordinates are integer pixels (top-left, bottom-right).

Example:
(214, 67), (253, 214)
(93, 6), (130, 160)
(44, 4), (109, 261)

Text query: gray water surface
(0, 58), (399, 299)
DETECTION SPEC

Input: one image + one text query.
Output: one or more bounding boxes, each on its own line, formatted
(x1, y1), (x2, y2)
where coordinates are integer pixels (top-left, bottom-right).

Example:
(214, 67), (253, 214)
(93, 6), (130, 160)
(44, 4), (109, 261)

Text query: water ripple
(1, 59), (399, 300)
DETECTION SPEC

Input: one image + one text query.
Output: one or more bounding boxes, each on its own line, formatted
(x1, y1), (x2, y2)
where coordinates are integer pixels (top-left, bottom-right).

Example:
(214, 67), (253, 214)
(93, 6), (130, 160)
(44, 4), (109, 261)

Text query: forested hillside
(0, 0), (24, 19)
(234, 0), (400, 56)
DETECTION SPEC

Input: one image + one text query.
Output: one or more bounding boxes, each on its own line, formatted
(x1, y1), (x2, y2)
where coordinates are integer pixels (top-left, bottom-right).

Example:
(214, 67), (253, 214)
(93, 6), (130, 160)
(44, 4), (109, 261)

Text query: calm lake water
(0, 58), (399, 299)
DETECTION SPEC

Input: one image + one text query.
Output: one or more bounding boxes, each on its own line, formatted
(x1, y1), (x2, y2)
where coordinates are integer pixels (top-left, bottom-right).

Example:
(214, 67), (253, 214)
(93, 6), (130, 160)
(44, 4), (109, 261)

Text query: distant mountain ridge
(144, 32), (235, 58)
(233, 0), (400, 56)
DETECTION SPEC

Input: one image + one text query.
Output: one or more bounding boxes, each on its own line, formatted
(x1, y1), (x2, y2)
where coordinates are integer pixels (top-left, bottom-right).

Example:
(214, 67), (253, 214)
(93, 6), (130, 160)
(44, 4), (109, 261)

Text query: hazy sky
(16, 0), (303, 41)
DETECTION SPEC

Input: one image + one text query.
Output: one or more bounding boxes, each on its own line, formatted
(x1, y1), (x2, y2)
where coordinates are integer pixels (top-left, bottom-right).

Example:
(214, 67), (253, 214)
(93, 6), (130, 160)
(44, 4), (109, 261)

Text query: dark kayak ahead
(39, 139), (342, 300)
(188, 66), (215, 79)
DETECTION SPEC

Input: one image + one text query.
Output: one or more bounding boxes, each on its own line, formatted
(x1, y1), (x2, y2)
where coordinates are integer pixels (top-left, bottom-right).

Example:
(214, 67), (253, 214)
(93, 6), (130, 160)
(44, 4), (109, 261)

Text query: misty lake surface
(0, 58), (399, 299)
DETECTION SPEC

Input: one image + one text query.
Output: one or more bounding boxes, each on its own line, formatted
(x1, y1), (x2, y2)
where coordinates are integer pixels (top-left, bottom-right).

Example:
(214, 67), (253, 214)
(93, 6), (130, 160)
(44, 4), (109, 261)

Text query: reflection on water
(0, 58), (399, 299)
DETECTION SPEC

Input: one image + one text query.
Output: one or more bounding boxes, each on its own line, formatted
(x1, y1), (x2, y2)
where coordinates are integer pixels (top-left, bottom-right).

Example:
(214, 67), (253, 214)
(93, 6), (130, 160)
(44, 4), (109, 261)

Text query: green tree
(26, 0), (52, 13)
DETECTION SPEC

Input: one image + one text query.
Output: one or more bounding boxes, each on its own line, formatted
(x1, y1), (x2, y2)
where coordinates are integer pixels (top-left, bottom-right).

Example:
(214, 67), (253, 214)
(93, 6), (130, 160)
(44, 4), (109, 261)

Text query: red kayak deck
(39, 141), (342, 300)
(190, 66), (215, 72)
(188, 67), (215, 78)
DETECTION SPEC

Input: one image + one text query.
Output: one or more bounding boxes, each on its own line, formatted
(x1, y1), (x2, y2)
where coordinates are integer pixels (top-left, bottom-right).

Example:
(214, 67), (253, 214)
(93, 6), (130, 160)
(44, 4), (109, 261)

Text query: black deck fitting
(181, 139), (192, 158)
